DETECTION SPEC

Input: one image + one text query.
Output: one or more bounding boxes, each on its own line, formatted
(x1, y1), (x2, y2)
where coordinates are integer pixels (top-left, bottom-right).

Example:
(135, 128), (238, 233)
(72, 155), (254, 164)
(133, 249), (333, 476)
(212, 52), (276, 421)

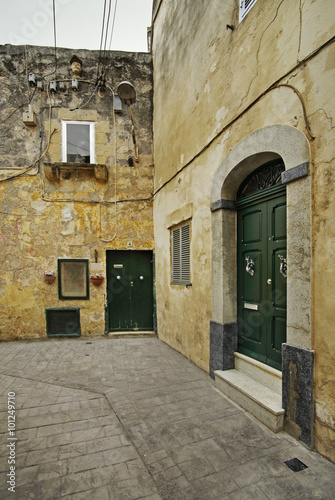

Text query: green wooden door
(237, 186), (287, 370)
(106, 250), (154, 331)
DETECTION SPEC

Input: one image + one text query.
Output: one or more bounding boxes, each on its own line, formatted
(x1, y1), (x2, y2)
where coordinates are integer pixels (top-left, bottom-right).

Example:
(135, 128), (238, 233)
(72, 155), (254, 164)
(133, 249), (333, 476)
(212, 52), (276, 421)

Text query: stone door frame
(210, 124), (314, 447)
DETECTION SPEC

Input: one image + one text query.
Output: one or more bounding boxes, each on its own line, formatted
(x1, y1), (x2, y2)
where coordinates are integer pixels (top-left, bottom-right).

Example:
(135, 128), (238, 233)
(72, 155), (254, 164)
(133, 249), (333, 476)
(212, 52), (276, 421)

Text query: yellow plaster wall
(0, 45), (154, 341)
(152, 0), (335, 461)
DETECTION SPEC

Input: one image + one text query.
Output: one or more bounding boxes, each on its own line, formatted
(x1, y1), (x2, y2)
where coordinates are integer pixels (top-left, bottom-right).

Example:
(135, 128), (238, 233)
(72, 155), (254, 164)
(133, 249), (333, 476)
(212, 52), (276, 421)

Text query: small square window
(62, 121), (95, 163)
(171, 222), (191, 285)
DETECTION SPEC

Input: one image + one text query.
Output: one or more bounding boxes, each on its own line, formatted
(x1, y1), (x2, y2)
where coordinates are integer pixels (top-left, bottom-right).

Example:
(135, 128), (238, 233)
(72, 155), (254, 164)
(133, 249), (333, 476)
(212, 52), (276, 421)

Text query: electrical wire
(25, 45), (31, 105)
(0, 128), (57, 183)
(69, 84), (99, 111)
(24, 46), (37, 105)
(0, 88), (37, 124)
(44, 0), (57, 77)
(97, 0), (108, 77)
(100, 84), (118, 242)
(108, 0), (118, 51)
(52, 0), (57, 76)
(0, 104), (25, 124)
(97, 0), (117, 82)
(153, 35), (335, 198)
(103, 0), (113, 57)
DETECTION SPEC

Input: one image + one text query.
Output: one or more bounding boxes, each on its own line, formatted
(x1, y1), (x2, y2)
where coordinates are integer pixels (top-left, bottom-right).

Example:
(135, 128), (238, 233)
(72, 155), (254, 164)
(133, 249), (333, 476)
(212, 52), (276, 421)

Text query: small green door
(237, 185), (287, 370)
(106, 250), (154, 331)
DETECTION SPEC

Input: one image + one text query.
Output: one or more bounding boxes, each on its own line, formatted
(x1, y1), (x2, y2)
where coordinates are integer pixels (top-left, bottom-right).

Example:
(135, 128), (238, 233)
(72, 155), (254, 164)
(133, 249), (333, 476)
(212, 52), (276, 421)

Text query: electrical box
(71, 79), (79, 91)
(23, 106), (37, 127)
(28, 73), (36, 87)
(114, 95), (122, 114)
(49, 81), (57, 93)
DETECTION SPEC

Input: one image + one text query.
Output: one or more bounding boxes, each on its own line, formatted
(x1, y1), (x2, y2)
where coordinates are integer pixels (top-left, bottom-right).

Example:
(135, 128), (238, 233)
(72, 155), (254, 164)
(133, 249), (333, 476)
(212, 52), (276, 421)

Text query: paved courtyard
(0, 337), (334, 499)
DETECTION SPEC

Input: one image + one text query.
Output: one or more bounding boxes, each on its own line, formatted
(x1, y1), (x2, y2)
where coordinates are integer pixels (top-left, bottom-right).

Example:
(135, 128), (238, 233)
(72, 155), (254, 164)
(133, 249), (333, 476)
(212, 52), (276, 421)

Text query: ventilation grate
(284, 458), (308, 472)
(46, 308), (81, 337)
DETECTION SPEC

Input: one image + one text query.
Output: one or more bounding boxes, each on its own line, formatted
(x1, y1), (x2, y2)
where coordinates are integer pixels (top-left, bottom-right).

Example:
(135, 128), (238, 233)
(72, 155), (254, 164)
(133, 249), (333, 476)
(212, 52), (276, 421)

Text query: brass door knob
(267, 278), (272, 285)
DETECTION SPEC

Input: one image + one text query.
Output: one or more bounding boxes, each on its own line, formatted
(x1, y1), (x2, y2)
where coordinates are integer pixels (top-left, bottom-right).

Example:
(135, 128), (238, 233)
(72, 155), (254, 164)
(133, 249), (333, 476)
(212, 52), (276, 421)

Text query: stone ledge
(108, 331), (157, 338)
(215, 369), (285, 433)
(44, 162), (108, 182)
(234, 352), (282, 395)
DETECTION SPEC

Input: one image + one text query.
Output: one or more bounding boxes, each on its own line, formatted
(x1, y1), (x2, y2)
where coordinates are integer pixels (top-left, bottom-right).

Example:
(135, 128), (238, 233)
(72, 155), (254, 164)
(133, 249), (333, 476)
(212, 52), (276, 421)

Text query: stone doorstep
(214, 369), (285, 433)
(234, 352), (282, 395)
(108, 331), (157, 339)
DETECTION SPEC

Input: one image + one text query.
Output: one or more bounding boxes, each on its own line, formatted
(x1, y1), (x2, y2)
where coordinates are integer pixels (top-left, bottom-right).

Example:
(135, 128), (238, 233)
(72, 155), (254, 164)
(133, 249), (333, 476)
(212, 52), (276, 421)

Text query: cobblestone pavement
(0, 337), (334, 499)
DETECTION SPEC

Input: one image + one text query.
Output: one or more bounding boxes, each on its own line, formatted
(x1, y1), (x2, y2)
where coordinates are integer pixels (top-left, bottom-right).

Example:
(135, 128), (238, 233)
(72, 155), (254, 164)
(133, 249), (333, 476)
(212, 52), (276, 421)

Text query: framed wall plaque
(58, 259), (89, 300)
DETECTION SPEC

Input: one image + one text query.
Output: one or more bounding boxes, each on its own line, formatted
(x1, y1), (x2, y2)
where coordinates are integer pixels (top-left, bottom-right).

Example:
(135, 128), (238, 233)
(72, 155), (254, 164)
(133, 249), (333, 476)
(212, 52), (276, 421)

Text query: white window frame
(239, 0), (258, 22)
(171, 222), (191, 285)
(62, 121), (96, 164)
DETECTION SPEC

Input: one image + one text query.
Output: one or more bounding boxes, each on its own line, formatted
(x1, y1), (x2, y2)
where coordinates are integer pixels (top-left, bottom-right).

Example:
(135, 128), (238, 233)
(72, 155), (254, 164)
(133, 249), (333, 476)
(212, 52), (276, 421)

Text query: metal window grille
(239, 0), (258, 22)
(172, 223), (190, 285)
(45, 308), (81, 337)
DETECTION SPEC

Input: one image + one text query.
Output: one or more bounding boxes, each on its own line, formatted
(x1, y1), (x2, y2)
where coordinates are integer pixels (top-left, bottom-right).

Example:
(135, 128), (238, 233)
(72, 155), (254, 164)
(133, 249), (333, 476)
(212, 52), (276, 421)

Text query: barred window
(171, 223), (191, 285)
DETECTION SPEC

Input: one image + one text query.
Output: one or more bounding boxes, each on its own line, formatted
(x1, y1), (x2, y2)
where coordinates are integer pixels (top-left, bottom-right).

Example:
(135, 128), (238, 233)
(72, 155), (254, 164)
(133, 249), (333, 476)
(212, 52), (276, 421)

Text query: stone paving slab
(0, 337), (334, 499)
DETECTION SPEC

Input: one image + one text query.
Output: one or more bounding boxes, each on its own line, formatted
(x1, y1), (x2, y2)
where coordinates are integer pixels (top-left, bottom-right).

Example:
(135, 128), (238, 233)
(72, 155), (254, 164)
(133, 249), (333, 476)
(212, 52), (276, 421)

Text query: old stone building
(1, 0), (335, 465)
(0, 45), (154, 339)
(151, 0), (335, 462)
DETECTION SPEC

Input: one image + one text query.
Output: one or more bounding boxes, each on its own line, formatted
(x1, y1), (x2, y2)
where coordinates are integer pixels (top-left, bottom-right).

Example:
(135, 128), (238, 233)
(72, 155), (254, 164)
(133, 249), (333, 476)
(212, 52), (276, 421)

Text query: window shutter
(172, 223), (191, 284)
(181, 224), (190, 282)
(172, 228), (181, 282)
(239, 0), (258, 22)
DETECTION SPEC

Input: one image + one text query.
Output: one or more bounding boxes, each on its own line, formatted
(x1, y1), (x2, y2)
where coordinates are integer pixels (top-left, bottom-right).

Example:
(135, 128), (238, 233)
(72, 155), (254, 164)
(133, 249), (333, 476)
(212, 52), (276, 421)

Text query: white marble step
(234, 352), (282, 395)
(215, 369), (285, 433)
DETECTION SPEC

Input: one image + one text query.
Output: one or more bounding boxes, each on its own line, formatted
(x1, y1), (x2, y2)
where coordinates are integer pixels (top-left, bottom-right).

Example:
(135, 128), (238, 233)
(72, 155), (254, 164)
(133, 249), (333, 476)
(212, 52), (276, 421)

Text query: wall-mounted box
(22, 111), (37, 127)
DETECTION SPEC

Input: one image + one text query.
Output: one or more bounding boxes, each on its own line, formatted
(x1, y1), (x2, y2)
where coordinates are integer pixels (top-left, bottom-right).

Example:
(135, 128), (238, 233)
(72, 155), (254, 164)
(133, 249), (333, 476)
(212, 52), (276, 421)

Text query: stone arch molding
(210, 124), (312, 356)
(211, 125), (310, 202)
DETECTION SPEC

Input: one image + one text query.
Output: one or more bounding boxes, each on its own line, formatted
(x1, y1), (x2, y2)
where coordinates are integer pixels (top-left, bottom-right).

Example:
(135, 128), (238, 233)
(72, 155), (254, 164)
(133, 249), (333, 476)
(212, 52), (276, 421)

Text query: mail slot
(244, 302), (258, 311)
(113, 264), (123, 268)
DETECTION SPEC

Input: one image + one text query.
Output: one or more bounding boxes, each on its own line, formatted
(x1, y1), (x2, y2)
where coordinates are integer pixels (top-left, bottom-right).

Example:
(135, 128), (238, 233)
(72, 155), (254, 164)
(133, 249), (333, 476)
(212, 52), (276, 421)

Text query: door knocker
(278, 255), (287, 278)
(245, 256), (255, 276)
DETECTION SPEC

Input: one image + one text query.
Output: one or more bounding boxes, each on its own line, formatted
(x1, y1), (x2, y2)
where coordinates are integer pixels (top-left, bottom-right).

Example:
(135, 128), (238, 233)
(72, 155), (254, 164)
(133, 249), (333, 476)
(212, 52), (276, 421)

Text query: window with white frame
(62, 121), (95, 163)
(239, 0), (258, 22)
(171, 222), (191, 285)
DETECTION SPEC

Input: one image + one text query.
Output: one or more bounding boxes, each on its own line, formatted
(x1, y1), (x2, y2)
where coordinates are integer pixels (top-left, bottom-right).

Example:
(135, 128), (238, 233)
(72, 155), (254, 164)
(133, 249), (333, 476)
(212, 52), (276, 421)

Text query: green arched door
(236, 161), (287, 371)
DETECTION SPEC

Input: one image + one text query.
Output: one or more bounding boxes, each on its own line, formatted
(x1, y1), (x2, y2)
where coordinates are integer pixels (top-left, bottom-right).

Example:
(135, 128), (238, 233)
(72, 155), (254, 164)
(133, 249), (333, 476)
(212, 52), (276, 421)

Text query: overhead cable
(102, 0), (113, 60)
(97, 0), (108, 76)
(108, 0), (118, 51)
(44, 0), (58, 77)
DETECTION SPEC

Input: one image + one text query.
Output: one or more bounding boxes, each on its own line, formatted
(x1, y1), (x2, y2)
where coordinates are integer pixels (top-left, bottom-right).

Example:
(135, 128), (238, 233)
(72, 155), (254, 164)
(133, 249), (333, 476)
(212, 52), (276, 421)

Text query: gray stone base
(209, 321), (238, 378)
(282, 343), (314, 448)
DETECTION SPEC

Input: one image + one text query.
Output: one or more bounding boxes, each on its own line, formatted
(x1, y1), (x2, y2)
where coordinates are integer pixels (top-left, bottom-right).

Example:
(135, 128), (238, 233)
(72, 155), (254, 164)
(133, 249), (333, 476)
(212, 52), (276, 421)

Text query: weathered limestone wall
(0, 45), (153, 339)
(152, 0), (335, 461)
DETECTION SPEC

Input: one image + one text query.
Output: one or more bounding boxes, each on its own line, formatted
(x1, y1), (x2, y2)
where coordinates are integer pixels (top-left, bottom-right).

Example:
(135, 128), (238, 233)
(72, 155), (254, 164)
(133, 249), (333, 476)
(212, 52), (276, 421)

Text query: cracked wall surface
(152, 0), (335, 462)
(0, 45), (154, 340)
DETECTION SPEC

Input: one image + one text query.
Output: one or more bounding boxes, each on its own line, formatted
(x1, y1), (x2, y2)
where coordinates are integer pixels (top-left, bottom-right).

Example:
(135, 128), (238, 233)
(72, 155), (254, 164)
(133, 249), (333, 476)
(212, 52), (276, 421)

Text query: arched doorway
(210, 125), (314, 446)
(236, 159), (286, 371)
